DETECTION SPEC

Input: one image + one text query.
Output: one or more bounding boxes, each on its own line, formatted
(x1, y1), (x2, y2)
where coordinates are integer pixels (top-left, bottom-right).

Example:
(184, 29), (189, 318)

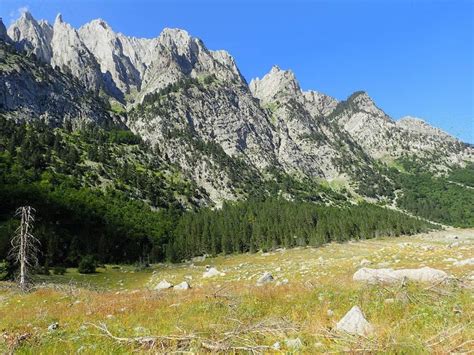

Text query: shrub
(53, 266), (67, 275)
(78, 255), (96, 274)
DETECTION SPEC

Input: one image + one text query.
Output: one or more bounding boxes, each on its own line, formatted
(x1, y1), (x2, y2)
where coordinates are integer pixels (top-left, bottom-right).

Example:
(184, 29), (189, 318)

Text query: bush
(53, 266), (67, 275)
(78, 255), (96, 274)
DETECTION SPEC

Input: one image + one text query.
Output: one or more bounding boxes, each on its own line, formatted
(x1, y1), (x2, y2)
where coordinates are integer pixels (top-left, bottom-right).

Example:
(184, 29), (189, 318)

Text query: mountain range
(1, 12), (472, 206)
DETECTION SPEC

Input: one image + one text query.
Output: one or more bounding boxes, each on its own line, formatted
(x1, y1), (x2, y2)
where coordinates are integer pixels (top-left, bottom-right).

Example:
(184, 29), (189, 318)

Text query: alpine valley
(0, 12), (473, 265)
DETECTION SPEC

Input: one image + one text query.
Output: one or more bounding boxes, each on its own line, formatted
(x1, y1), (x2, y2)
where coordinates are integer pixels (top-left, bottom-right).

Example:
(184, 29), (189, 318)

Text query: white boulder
(174, 281), (191, 290)
(203, 267), (225, 278)
(256, 272), (274, 286)
(335, 306), (373, 336)
(353, 267), (448, 284)
(155, 280), (173, 290)
(453, 258), (474, 266)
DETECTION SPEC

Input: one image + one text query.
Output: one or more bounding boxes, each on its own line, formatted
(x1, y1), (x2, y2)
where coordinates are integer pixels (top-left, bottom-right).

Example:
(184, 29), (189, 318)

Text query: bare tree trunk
(9, 206), (39, 291)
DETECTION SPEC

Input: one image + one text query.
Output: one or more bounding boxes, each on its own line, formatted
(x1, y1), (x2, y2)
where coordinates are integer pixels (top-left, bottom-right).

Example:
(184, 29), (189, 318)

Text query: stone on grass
(192, 255), (206, 263)
(353, 267), (448, 284)
(335, 306), (373, 336)
(453, 258), (474, 266)
(48, 322), (59, 331)
(174, 281), (191, 290)
(256, 272), (274, 286)
(203, 267), (225, 278)
(276, 278), (289, 286)
(359, 259), (371, 267)
(285, 338), (303, 349)
(155, 280), (173, 290)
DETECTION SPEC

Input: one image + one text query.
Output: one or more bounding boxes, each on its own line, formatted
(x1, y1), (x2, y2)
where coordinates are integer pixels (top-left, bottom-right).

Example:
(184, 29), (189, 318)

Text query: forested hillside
(390, 158), (474, 227)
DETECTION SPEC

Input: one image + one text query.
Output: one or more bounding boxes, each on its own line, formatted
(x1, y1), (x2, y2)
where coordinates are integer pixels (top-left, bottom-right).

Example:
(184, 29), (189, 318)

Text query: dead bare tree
(9, 206), (40, 291)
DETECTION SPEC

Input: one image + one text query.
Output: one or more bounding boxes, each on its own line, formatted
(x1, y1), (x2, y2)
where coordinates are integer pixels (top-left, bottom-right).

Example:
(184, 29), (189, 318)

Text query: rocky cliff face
(0, 39), (111, 126)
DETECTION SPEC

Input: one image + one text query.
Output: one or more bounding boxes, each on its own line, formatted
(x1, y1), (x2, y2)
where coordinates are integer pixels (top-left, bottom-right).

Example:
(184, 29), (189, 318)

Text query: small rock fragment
(48, 322), (59, 331)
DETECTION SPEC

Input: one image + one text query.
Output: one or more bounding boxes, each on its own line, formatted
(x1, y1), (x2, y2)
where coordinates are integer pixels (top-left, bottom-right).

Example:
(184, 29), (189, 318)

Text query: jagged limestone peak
(250, 66), (301, 105)
(7, 11), (53, 62)
(55, 13), (64, 24)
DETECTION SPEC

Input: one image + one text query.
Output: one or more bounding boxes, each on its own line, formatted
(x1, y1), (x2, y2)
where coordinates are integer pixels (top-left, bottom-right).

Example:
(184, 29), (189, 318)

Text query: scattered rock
(272, 341), (281, 350)
(276, 278), (289, 286)
(203, 267), (225, 278)
(359, 259), (371, 267)
(335, 306), (373, 336)
(192, 255), (206, 263)
(174, 281), (191, 290)
(256, 272), (274, 286)
(327, 309), (334, 317)
(48, 322), (59, 331)
(453, 258), (474, 266)
(155, 280), (173, 290)
(353, 267), (448, 284)
(285, 338), (303, 349)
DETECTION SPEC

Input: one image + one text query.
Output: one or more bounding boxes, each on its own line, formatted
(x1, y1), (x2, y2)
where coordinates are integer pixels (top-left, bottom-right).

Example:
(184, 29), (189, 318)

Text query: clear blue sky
(2, 0), (473, 143)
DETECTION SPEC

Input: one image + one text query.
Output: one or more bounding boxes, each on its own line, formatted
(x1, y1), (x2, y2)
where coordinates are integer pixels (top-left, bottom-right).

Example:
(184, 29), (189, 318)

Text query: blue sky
(2, 0), (473, 142)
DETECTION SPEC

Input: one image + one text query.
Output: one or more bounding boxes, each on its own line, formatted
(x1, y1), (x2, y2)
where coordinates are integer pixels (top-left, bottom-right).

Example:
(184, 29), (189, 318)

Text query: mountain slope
(0, 38), (110, 126)
(3, 12), (473, 206)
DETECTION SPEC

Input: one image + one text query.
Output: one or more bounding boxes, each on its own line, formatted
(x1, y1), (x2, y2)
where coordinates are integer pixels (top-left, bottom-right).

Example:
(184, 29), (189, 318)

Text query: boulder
(284, 338), (303, 349)
(453, 258), (474, 266)
(256, 272), (274, 286)
(203, 267), (225, 278)
(335, 306), (373, 336)
(174, 281), (191, 290)
(359, 259), (371, 267)
(353, 267), (448, 284)
(155, 280), (173, 290)
(192, 255), (206, 263)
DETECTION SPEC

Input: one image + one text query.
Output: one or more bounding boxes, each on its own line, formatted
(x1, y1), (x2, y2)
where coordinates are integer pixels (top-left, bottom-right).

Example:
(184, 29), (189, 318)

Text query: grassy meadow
(0, 228), (473, 353)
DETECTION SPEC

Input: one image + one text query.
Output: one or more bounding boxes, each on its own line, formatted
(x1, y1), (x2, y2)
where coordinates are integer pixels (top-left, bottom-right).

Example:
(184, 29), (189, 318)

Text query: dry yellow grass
(1, 228), (473, 353)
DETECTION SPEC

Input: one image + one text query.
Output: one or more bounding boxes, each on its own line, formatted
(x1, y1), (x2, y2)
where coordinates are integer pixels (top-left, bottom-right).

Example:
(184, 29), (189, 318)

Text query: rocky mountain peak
(55, 13), (64, 24)
(250, 66), (301, 105)
(50, 14), (103, 92)
(0, 18), (9, 42)
(21, 10), (35, 21)
(345, 91), (384, 115)
(8, 11), (53, 62)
